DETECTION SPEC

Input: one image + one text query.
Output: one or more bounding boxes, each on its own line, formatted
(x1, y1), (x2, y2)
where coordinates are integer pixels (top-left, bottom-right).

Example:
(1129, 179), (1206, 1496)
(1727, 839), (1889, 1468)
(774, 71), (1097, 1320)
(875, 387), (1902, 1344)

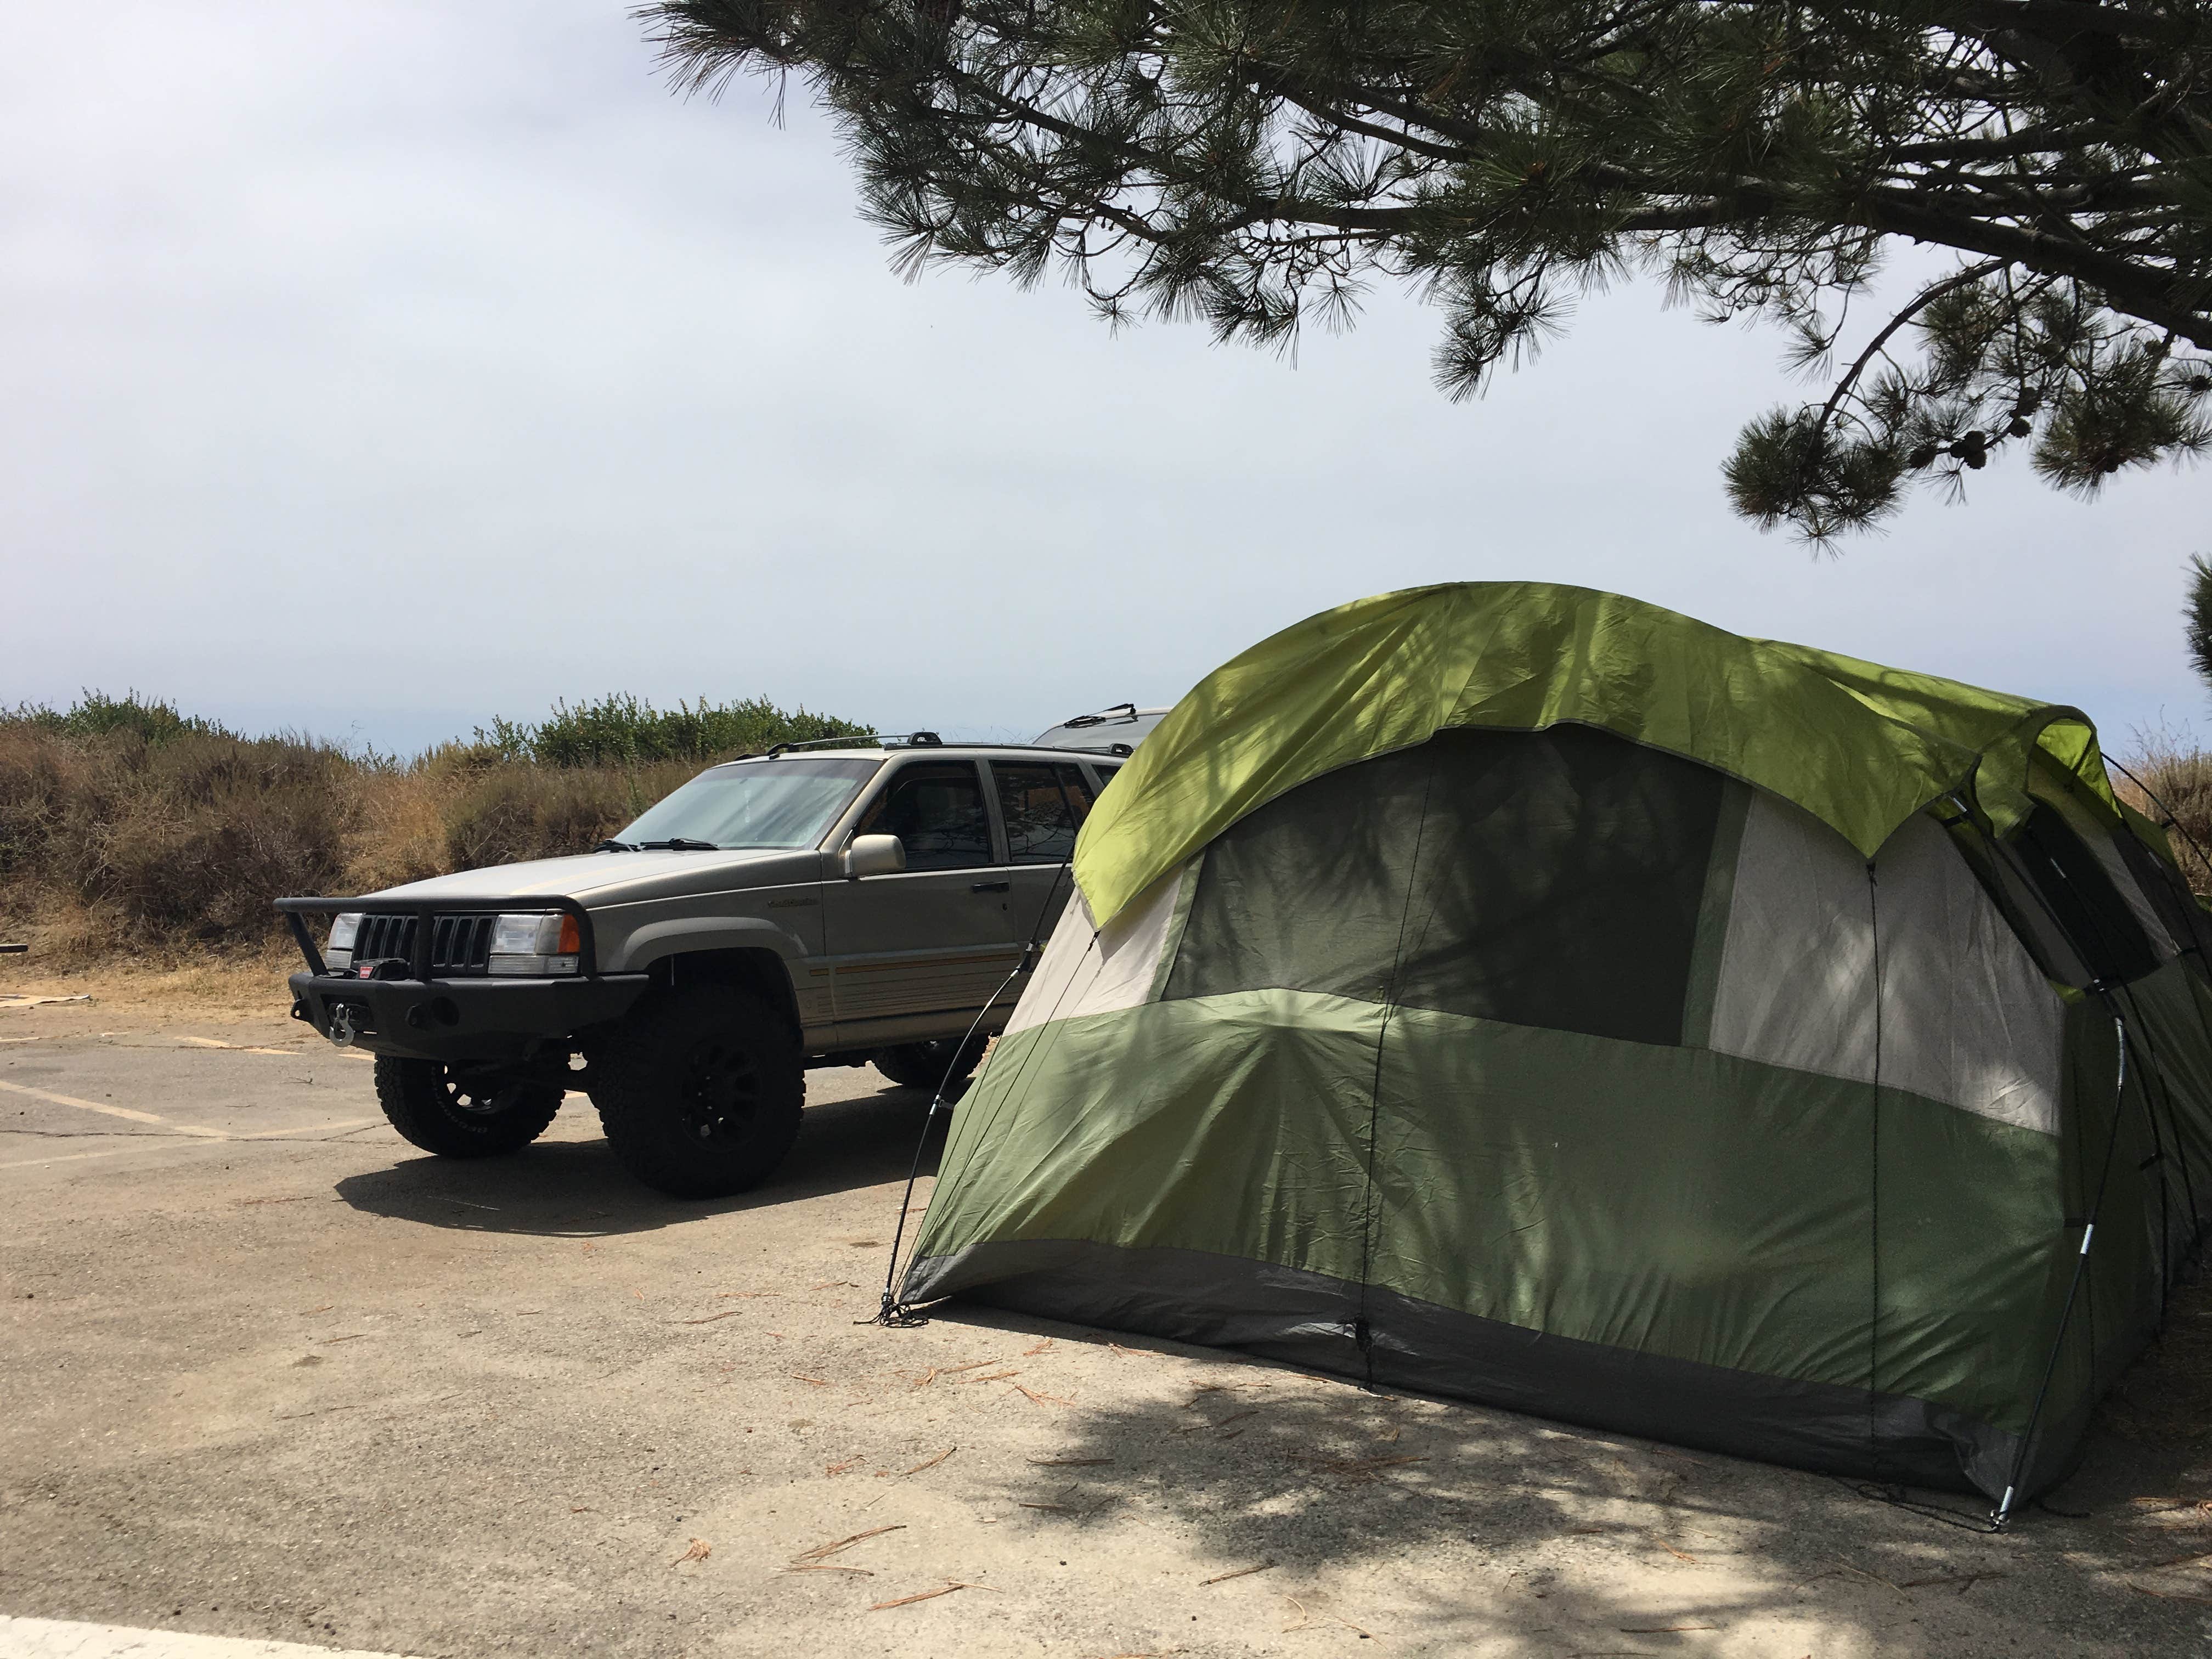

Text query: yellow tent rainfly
(901, 582), (2212, 1516)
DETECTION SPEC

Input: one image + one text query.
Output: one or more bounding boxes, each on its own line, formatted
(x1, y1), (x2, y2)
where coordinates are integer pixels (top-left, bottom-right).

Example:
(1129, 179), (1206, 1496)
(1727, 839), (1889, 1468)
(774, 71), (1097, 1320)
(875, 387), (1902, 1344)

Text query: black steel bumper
(288, 970), (651, 1063)
(276, 893), (647, 1063)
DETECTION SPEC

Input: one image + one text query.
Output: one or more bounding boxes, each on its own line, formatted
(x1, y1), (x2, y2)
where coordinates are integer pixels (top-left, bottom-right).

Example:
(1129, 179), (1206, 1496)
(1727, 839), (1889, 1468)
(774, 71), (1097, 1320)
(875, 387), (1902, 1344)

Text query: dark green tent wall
(900, 584), (2212, 1508)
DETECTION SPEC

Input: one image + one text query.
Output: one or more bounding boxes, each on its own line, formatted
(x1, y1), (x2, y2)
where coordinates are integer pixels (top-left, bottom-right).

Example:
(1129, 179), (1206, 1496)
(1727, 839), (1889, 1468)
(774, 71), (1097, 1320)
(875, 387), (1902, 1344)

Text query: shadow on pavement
(895, 1298), (2212, 1657)
(331, 1080), (949, 1238)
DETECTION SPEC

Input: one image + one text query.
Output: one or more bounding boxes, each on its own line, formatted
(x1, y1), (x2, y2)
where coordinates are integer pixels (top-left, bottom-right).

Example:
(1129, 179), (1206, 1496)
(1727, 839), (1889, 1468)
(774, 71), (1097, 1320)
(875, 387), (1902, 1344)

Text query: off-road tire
(873, 1035), (989, 1093)
(588, 985), (803, 1199)
(374, 1056), (562, 1158)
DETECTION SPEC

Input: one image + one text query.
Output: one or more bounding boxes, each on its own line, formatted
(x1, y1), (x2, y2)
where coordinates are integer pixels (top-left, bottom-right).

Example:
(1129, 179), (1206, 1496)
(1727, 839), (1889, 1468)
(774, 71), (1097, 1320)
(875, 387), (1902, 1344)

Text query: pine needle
(870, 1579), (992, 1611)
(792, 1523), (905, 1563)
(2131, 1581), (2212, 1604)
(1200, 1560), (1275, 1585)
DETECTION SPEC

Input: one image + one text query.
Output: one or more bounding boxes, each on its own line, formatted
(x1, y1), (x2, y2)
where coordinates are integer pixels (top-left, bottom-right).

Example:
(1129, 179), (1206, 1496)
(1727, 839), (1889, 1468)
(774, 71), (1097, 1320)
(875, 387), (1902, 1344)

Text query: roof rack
(763, 731), (944, 758)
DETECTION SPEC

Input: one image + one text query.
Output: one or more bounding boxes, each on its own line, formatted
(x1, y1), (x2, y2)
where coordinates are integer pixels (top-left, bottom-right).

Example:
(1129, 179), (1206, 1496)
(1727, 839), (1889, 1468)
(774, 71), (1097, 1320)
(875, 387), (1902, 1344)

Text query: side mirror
(842, 833), (907, 879)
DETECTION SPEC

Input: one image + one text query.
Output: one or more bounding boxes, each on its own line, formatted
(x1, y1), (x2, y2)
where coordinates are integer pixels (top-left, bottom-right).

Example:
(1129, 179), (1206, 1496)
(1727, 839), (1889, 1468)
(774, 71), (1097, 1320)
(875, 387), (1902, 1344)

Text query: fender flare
(611, 918), (807, 981)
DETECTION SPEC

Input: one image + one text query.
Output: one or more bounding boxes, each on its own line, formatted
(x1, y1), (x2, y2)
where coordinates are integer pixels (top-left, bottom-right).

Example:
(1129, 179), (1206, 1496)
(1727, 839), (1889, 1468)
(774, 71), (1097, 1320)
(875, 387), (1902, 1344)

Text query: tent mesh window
(1161, 725), (1725, 1046)
(2111, 827), (2212, 978)
(2008, 804), (2162, 986)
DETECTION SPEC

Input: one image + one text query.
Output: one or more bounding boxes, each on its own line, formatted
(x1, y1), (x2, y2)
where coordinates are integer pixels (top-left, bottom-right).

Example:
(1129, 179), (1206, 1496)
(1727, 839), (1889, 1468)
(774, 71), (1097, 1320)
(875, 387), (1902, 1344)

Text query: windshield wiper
(594, 839), (639, 853)
(637, 837), (720, 851)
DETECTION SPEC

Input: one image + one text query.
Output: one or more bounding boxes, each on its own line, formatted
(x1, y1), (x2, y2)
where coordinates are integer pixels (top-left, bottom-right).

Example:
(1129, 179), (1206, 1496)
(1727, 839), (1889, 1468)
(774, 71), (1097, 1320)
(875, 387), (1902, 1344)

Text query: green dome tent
(899, 583), (2212, 1514)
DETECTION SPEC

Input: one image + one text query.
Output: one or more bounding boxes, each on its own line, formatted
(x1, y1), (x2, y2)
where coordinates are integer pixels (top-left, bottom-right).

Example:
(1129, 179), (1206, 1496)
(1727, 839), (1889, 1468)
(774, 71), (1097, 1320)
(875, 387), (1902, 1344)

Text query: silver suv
(278, 736), (1121, 1198)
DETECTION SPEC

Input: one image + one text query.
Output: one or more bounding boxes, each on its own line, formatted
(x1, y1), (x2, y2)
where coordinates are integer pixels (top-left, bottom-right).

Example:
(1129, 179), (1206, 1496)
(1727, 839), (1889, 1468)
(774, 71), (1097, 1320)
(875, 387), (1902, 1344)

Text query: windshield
(613, 757), (879, 850)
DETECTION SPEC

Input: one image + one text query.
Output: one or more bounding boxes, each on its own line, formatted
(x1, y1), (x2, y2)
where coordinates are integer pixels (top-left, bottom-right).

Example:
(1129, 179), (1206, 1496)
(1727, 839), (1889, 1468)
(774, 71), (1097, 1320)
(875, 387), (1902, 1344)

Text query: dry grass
(0, 724), (707, 965)
(0, 957), (296, 1022)
(2114, 730), (2212, 897)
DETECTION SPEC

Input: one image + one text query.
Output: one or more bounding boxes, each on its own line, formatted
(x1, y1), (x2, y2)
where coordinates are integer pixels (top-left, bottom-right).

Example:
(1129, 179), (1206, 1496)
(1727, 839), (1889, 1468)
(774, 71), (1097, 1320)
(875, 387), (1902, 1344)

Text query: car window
(615, 757), (878, 849)
(1090, 761), (1122, 795)
(854, 761), (993, 870)
(994, 763), (1089, 864)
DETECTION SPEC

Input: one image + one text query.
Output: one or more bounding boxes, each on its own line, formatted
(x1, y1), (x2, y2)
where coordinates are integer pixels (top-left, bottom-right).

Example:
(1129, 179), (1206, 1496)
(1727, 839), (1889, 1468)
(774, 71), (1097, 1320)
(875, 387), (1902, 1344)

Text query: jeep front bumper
(276, 893), (648, 1064)
(287, 970), (651, 1063)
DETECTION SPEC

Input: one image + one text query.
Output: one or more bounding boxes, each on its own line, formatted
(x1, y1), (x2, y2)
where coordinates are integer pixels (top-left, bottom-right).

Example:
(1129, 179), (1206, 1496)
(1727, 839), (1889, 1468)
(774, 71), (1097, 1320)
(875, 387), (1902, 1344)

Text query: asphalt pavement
(3, 1004), (2211, 1657)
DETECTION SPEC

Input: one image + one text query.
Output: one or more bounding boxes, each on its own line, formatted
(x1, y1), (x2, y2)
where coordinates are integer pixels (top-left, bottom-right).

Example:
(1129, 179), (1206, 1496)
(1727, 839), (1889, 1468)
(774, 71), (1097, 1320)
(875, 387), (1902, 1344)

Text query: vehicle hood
(360, 847), (819, 906)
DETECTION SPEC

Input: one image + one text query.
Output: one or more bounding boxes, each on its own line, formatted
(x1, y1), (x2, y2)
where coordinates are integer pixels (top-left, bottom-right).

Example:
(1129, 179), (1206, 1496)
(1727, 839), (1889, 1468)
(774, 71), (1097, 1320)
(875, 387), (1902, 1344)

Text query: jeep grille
(353, 912), (497, 976)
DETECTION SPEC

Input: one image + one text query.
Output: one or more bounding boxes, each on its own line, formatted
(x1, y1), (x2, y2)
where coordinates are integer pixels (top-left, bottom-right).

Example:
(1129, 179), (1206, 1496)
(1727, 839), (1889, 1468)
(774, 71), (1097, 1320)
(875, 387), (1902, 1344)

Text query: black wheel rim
(676, 1038), (761, 1144)
(443, 1073), (529, 1118)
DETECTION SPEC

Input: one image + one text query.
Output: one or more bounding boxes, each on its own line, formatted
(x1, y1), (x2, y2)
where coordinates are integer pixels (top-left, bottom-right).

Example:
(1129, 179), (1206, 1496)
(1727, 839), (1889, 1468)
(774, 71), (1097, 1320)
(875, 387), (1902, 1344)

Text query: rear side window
(854, 761), (992, 870)
(994, 762), (1086, 864)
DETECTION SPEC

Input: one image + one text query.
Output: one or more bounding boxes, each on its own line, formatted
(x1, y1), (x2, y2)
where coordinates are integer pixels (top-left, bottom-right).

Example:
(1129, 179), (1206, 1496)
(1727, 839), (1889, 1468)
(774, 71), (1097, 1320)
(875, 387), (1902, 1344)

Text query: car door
(820, 758), (1023, 1030)
(989, 758), (1098, 943)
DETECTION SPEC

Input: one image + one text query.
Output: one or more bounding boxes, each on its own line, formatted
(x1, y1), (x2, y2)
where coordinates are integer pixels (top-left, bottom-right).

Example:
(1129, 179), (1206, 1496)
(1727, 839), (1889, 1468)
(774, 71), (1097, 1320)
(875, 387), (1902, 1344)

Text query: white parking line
(174, 1036), (312, 1057)
(0, 1613), (422, 1657)
(0, 1145), (164, 1173)
(0, 1118), (388, 1173)
(0, 1075), (386, 1163)
(0, 1078), (228, 1137)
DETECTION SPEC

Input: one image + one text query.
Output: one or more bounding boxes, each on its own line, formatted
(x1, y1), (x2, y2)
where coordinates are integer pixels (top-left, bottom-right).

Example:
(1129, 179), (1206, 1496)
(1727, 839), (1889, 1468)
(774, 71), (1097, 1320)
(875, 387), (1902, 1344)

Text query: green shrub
(3, 690), (233, 746)
(477, 693), (870, 768)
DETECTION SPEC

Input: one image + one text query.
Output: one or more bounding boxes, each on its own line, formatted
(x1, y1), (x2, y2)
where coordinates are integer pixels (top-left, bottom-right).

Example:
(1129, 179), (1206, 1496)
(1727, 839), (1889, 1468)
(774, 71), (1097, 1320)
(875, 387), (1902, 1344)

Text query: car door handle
(970, 879), (1011, 893)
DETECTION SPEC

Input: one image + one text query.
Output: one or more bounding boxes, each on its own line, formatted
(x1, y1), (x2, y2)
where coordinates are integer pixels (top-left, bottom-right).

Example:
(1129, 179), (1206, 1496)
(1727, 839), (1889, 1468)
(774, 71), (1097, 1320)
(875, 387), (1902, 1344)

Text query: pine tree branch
(1850, 187), (2212, 346)
(1809, 259), (2007, 450)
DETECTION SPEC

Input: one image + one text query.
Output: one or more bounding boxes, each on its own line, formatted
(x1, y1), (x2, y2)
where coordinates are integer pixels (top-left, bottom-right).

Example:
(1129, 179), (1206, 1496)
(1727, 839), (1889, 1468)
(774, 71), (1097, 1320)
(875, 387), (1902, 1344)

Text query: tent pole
(1993, 1015), (2130, 1527)
(1351, 751), (1442, 1384)
(1948, 795), (2185, 1522)
(871, 845), (1080, 1324)
(1866, 860), (1886, 1487)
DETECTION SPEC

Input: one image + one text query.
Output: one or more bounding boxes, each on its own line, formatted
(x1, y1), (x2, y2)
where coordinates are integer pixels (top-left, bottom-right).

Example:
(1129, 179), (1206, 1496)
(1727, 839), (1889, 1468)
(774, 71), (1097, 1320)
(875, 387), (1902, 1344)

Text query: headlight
(487, 911), (582, 976)
(325, 912), (362, 968)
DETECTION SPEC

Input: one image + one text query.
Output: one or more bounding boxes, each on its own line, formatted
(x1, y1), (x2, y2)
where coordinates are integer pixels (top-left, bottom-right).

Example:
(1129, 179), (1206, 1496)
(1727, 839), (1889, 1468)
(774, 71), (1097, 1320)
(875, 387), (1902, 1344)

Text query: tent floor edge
(903, 1238), (2026, 1502)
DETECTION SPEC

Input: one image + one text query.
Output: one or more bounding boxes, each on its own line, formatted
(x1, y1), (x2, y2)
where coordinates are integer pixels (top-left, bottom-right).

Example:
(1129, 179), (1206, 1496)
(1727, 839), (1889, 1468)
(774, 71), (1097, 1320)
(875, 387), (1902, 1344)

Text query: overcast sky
(4, 2), (2207, 758)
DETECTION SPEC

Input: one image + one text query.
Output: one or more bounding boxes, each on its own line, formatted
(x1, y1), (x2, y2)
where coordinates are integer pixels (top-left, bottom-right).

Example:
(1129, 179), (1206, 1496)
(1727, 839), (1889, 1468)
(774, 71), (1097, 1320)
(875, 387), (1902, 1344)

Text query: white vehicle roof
(1031, 703), (1171, 754)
